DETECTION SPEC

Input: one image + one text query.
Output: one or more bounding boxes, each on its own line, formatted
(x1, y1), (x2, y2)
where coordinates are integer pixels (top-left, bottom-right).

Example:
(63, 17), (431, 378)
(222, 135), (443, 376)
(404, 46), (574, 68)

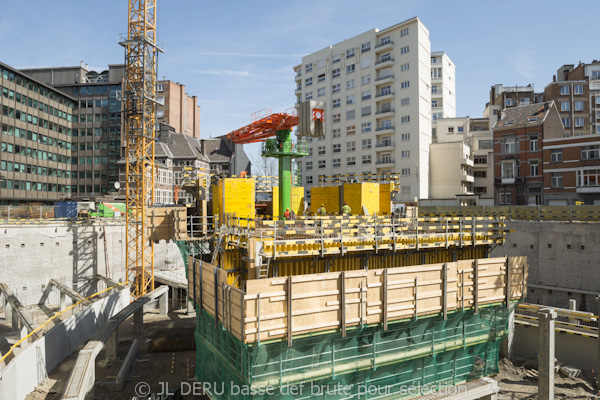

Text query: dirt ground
(497, 358), (600, 399)
(26, 308), (208, 400)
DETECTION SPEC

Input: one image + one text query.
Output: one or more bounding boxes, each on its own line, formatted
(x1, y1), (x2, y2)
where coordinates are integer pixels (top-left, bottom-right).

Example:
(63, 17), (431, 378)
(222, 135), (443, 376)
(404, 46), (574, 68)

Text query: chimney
(553, 75), (556, 82)
(80, 61), (84, 68)
(201, 140), (207, 157)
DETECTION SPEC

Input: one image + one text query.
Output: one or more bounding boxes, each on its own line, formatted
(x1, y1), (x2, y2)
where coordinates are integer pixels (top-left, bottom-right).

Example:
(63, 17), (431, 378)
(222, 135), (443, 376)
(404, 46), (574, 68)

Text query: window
(346, 109), (355, 120)
(400, 45), (409, 54)
(305, 161), (313, 170)
(305, 77), (313, 87)
(347, 95), (355, 104)
(332, 68), (340, 78)
(333, 98), (341, 108)
(400, 97), (409, 106)
(551, 173), (563, 188)
(401, 133), (410, 141)
(305, 92), (313, 100)
(582, 145), (600, 160)
(432, 100), (438, 108)
(380, 35), (391, 45)
(347, 64), (355, 74)
(574, 85), (583, 95)
(346, 48), (355, 58)
(501, 161), (515, 179)
(562, 117), (571, 127)
(431, 68), (442, 78)
(474, 187), (487, 194)
(502, 136), (516, 154)
(551, 149), (562, 162)
(479, 140), (493, 149)
(318, 146), (326, 155)
(380, 53), (392, 63)
(381, 119), (392, 129)
(347, 125), (356, 135)
(448, 127), (454, 133)
(578, 169), (600, 187)
(401, 115), (410, 124)
(361, 90), (371, 100)
(347, 156), (356, 166)
(529, 135), (539, 151)
(332, 128), (341, 138)
(332, 83), (340, 94)
(362, 154), (372, 164)
(530, 160), (539, 176)
(362, 74), (371, 85)
(306, 176), (313, 185)
(560, 85), (570, 95)
(317, 73), (325, 83)
(575, 101), (584, 111)
(458, 127), (465, 133)
(575, 117), (584, 127)
(381, 85), (392, 96)
(332, 113), (341, 123)
(498, 190), (511, 204)
(400, 27), (409, 36)
(401, 63), (409, 71)
(361, 122), (371, 133)
(381, 136), (393, 147)
(431, 85), (438, 94)
(347, 141), (356, 152)
(333, 158), (341, 168)
(305, 63), (313, 73)
(401, 81), (410, 89)
(474, 155), (487, 164)
(505, 98), (515, 106)
(347, 79), (356, 89)
(318, 160), (326, 169)
(332, 54), (341, 64)
(362, 138), (371, 149)
(561, 101), (570, 111)
(361, 106), (371, 116)
(333, 143), (341, 153)
(474, 171), (487, 178)
(317, 88), (326, 97)
(401, 150), (410, 159)
(361, 42), (371, 53)
(361, 59), (371, 69)
(401, 168), (410, 176)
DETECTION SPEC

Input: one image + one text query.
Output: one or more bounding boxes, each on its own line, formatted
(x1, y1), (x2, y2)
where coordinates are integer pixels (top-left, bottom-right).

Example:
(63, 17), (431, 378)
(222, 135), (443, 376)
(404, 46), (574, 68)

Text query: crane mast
(119, 0), (162, 297)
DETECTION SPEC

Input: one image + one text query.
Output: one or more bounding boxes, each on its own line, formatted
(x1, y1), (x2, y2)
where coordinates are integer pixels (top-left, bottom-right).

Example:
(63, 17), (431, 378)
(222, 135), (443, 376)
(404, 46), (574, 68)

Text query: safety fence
(515, 303), (598, 338)
(188, 256), (527, 345)
(419, 205), (600, 222)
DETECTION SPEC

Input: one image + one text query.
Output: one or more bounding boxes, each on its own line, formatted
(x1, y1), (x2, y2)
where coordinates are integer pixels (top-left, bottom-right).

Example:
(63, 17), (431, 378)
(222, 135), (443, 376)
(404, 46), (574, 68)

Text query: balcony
(577, 186), (600, 193)
(376, 125), (394, 133)
(461, 156), (474, 167)
(375, 91), (394, 100)
(375, 57), (394, 67)
(376, 109), (394, 117)
(375, 40), (394, 50)
(376, 158), (395, 166)
(295, 74), (302, 81)
(295, 88), (302, 94)
(461, 173), (475, 183)
(501, 177), (515, 184)
(375, 74), (394, 83)
(376, 141), (394, 149)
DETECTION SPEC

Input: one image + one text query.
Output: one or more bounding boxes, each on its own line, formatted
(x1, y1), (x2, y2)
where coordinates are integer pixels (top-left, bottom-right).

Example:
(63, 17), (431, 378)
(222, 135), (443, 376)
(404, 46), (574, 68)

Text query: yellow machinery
(119, 0), (162, 297)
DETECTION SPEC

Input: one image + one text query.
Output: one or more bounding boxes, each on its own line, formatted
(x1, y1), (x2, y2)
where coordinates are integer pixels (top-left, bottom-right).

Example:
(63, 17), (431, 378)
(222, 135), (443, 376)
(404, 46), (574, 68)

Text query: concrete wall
(0, 221), (186, 306)
(513, 324), (597, 372)
(0, 289), (129, 400)
(491, 221), (600, 314)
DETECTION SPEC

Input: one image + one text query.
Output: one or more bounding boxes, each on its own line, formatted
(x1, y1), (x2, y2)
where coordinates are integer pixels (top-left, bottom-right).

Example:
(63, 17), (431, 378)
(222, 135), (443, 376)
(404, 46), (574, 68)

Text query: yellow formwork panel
(379, 183), (393, 214)
(343, 182), (379, 215)
(215, 178), (255, 221)
(273, 186), (305, 218)
(311, 186), (340, 214)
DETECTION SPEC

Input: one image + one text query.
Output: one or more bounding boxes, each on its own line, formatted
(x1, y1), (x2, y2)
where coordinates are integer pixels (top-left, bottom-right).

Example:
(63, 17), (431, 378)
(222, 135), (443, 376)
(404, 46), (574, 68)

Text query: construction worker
(317, 204), (327, 216)
(342, 201), (351, 215)
(284, 208), (291, 220)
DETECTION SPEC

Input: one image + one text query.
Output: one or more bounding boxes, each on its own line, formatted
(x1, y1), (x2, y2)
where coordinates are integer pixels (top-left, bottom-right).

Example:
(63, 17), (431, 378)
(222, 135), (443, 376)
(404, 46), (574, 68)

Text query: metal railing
(515, 303), (598, 338)
(376, 108), (394, 115)
(375, 40), (394, 48)
(376, 142), (394, 148)
(376, 125), (394, 131)
(375, 57), (394, 65)
(376, 159), (394, 165)
(419, 205), (600, 222)
(376, 91), (394, 98)
(375, 75), (394, 82)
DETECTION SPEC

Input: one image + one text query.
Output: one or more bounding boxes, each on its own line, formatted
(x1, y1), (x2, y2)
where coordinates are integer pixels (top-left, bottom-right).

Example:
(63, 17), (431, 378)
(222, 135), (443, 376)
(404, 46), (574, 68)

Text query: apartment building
(489, 84), (543, 109)
(294, 17), (435, 203)
(493, 102), (563, 205)
(542, 134), (600, 205)
(543, 62), (600, 137)
(0, 62), (77, 204)
(429, 141), (473, 201)
(430, 51), (456, 122)
(156, 80), (201, 138)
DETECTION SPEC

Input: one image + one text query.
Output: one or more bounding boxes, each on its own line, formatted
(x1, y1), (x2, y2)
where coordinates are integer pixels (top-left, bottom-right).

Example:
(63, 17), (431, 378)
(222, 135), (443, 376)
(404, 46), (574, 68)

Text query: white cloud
(513, 50), (536, 80)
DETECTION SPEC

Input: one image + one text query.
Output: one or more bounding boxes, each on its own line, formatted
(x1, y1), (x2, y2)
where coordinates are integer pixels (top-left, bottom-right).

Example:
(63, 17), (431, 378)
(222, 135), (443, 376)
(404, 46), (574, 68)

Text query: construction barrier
(419, 205), (600, 222)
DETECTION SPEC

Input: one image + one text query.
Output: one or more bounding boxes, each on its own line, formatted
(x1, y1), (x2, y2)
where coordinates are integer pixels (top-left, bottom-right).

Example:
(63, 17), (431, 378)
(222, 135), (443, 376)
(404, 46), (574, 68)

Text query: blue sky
(0, 0), (597, 156)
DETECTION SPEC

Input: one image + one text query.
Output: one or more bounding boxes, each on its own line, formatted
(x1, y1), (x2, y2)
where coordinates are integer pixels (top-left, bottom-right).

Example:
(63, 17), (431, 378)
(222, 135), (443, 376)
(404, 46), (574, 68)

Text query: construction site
(1, 2), (600, 400)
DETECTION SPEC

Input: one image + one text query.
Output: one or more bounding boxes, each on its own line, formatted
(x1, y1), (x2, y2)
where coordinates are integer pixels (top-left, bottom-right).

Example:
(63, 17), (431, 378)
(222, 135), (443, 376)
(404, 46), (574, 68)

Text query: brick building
(493, 102), (563, 205)
(542, 135), (600, 205)
(489, 84), (543, 109)
(156, 80), (201, 139)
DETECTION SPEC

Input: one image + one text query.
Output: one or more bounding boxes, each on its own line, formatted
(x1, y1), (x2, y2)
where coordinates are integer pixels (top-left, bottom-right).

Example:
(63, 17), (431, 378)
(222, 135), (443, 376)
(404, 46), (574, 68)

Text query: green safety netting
(195, 304), (513, 400)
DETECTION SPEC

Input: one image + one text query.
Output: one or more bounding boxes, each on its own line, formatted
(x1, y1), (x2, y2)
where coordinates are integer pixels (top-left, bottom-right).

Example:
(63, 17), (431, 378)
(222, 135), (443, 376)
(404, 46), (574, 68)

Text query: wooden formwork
(188, 256), (527, 345)
(145, 206), (188, 242)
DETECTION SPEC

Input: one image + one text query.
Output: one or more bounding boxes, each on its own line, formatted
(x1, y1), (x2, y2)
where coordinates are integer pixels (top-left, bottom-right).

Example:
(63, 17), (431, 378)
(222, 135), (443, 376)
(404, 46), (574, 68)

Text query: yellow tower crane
(119, 0), (163, 297)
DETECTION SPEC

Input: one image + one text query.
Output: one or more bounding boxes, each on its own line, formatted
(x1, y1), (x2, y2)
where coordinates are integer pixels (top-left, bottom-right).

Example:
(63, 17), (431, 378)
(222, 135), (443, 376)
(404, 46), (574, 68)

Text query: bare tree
(249, 148), (278, 177)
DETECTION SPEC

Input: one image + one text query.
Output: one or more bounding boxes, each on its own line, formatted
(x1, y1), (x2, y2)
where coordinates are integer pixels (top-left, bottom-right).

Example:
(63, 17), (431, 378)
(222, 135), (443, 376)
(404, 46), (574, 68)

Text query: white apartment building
(430, 51), (456, 122)
(294, 17), (435, 203)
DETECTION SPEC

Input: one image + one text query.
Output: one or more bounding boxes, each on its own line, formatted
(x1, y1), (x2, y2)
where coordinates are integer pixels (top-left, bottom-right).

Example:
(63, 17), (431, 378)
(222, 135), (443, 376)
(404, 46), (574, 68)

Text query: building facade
(0, 62), (78, 204)
(156, 80), (201, 138)
(489, 84), (542, 109)
(493, 102), (563, 205)
(430, 51), (456, 123)
(542, 134), (600, 205)
(294, 17), (437, 204)
(428, 141), (473, 201)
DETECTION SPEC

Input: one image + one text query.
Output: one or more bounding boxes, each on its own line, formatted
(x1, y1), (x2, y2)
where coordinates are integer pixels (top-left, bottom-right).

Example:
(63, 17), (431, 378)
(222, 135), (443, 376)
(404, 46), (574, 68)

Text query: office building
(294, 17), (439, 203)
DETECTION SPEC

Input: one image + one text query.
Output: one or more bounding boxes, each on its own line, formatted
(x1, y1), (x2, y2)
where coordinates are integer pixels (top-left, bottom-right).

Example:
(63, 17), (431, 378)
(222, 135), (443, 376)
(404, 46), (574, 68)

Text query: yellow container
(273, 186), (305, 218)
(213, 178), (255, 221)
(342, 182), (379, 215)
(311, 186), (340, 214)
